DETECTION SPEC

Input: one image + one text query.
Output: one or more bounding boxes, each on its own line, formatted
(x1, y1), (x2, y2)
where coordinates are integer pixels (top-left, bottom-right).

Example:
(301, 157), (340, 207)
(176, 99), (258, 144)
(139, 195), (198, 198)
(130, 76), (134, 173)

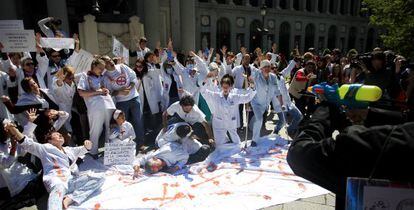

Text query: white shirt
(231, 64), (259, 89)
(77, 72), (116, 110)
(104, 64), (139, 103)
(52, 78), (76, 109)
(135, 47), (150, 60)
(166, 101), (206, 125)
(109, 121), (136, 143)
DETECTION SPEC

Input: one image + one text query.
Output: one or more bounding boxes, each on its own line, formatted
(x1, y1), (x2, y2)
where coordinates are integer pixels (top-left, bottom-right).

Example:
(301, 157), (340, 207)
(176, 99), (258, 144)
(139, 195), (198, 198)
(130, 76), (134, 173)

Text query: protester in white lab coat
(52, 66), (77, 133)
(6, 124), (104, 210)
(162, 95), (214, 145)
(231, 54), (255, 129)
(109, 110), (136, 143)
(249, 60), (284, 147)
(77, 58), (116, 156)
(271, 60), (303, 136)
(133, 141), (189, 176)
(0, 119), (39, 201)
(0, 71), (14, 120)
(200, 74), (256, 147)
(156, 122), (211, 164)
(172, 57), (203, 104)
(160, 60), (183, 108)
(130, 37), (151, 60)
(101, 55), (144, 143)
(2, 77), (59, 126)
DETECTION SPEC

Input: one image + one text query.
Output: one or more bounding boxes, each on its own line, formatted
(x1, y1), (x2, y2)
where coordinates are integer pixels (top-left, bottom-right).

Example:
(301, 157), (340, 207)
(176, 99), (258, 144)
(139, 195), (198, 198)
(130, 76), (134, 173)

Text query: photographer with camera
(287, 63), (414, 209)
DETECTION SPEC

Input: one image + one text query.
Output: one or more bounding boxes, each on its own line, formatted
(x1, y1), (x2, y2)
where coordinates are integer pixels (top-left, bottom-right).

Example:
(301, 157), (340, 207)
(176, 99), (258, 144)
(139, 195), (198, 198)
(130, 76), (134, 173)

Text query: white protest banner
(104, 141), (136, 166)
(40, 38), (74, 51)
(0, 20), (24, 30)
(68, 49), (94, 74)
(112, 36), (123, 57)
(0, 30), (36, 52)
(122, 45), (129, 65)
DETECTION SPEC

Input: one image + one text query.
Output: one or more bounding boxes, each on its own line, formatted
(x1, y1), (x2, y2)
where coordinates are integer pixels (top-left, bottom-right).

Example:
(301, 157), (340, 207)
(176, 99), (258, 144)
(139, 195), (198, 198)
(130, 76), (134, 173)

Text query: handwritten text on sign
(0, 30), (36, 52)
(104, 142), (136, 166)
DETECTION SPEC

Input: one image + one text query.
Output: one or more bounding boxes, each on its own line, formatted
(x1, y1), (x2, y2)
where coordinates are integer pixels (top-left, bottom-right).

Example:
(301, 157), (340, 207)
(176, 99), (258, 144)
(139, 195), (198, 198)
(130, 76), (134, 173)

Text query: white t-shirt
(77, 72), (116, 109)
(104, 64), (139, 103)
(166, 101), (206, 125)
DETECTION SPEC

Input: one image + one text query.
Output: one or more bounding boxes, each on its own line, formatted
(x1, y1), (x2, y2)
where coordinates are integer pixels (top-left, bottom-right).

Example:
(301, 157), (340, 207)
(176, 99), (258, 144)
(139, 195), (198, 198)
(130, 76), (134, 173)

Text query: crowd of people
(0, 16), (413, 210)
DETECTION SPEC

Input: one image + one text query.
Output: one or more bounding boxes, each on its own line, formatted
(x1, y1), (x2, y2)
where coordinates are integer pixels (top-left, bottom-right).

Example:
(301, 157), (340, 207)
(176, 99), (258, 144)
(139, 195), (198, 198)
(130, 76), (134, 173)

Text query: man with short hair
(162, 95), (214, 145)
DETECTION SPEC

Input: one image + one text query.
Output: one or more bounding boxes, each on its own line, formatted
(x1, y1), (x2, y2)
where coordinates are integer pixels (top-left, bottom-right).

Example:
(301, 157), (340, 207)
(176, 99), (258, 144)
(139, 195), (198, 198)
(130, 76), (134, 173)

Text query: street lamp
(258, 4), (269, 51)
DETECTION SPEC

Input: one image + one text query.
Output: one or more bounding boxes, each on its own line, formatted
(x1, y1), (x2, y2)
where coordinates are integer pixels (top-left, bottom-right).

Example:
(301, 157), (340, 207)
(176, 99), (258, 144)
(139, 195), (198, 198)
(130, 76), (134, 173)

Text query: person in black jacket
(287, 69), (414, 210)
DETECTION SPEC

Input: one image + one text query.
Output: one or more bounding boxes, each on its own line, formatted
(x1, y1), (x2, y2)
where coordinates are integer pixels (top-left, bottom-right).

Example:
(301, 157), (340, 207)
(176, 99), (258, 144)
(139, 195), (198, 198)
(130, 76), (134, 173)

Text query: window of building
(280, 0), (288, 9)
(279, 22), (291, 55)
(233, 0), (243, 5)
(318, 0), (324, 13)
(250, 0), (259, 7)
(293, 0), (300, 10)
(327, 25), (337, 49)
(265, 0), (273, 8)
(348, 27), (357, 50)
(217, 18), (231, 50)
(329, 0), (335, 14)
(216, 0), (226, 4)
(340, 0), (346, 14)
(305, 24), (315, 50)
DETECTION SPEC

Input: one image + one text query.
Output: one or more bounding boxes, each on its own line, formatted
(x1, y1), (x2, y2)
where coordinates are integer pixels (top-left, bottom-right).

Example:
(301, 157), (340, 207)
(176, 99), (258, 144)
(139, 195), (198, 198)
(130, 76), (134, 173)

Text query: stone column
(0, 0), (17, 19)
(314, 0), (319, 13)
(325, 0), (330, 14)
(46, 0), (70, 34)
(170, 0), (181, 50)
(336, 0), (341, 15)
(78, 15), (99, 54)
(288, 0), (294, 10)
(355, 0), (361, 16)
(274, 0), (281, 9)
(144, 0), (161, 49)
(180, 0), (196, 52)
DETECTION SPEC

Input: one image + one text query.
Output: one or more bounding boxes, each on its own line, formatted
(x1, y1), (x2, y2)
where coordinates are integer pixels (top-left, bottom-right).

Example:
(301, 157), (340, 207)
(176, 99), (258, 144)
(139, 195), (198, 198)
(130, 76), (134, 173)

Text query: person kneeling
(156, 122), (211, 164)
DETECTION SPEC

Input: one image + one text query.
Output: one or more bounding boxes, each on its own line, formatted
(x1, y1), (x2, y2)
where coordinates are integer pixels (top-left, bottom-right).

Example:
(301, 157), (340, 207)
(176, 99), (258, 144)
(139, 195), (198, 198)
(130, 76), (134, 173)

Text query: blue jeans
(250, 103), (267, 142)
(274, 104), (303, 134)
(116, 96), (144, 142)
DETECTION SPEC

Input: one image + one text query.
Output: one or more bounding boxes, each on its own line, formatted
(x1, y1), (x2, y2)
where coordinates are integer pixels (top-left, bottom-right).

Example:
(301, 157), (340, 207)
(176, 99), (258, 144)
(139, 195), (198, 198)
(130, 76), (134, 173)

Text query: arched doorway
(347, 27), (357, 50)
(249, 20), (262, 52)
(216, 18), (231, 50)
(366, 28), (375, 52)
(304, 24), (315, 50)
(279, 22), (291, 55)
(327, 25), (337, 49)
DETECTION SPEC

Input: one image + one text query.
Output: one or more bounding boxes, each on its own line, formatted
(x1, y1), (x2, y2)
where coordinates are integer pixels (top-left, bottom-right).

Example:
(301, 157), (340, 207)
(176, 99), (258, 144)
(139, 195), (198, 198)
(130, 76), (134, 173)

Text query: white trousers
(88, 108), (113, 154)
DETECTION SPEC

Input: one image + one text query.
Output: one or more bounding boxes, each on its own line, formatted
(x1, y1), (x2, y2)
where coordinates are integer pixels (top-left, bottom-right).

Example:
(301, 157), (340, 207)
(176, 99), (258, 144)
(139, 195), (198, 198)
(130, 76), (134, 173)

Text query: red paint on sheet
(263, 195), (272, 200)
(94, 203), (101, 210)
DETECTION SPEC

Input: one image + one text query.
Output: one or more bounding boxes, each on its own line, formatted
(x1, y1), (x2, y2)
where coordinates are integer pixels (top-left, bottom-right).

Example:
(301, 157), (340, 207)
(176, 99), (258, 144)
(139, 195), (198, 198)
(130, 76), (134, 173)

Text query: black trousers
(187, 145), (211, 164)
(168, 114), (209, 145)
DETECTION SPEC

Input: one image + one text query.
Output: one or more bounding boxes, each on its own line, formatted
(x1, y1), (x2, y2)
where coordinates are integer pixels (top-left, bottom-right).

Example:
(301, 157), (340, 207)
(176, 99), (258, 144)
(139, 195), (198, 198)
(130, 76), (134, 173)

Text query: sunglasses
(51, 54), (61, 58)
(25, 63), (34, 66)
(136, 65), (143, 68)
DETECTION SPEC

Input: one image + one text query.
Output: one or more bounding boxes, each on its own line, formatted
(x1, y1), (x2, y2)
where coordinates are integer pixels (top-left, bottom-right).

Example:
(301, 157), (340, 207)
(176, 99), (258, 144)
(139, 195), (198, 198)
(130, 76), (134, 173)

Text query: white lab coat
(160, 62), (183, 110)
(0, 71), (14, 120)
(109, 121), (136, 143)
(0, 121), (38, 196)
(52, 78), (76, 131)
(139, 64), (162, 114)
(231, 64), (259, 89)
(19, 137), (89, 191)
(155, 122), (202, 155)
(200, 85), (256, 146)
(103, 64), (140, 103)
(272, 60), (297, 112)
(172, 58), (203, 104)
(133, 142), (189, 169)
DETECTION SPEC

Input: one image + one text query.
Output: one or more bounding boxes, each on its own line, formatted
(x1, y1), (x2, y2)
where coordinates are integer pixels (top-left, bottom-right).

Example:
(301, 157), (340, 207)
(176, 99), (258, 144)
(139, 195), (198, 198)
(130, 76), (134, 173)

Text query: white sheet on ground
(69, 135), (330, 210)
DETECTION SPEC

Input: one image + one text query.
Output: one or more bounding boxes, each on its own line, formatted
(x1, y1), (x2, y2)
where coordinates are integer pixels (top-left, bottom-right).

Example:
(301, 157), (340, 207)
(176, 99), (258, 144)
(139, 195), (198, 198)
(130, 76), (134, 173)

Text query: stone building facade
(0, 0), (380, 55)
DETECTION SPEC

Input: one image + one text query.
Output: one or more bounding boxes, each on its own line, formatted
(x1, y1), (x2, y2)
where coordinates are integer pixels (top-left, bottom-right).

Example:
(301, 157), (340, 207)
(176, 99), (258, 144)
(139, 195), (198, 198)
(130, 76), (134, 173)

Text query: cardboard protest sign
(0, 20), (24, 30)
(0, 30), (36, 52)
(68, 49), (94, 74)
(104, 141), (136, 166)
(40, 37), (74, 51)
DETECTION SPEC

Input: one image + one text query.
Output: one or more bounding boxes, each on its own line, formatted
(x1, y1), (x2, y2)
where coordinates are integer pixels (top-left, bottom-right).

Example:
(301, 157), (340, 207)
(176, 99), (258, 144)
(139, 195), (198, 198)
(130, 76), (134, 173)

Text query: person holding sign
(4, 124), (104, 210)
(109, 109), (135, 143)
(101, 55), (144, 145)
(130, 37), (150, 60)
(77, 58), (116, 157)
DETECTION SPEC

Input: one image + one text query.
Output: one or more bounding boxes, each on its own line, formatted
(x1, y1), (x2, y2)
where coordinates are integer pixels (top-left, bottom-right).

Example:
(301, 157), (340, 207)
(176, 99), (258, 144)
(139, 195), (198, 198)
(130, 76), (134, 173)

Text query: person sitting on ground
(156, 122), (211, 164)
(109, 109), (135, 143)
(5, 125), (104, 210)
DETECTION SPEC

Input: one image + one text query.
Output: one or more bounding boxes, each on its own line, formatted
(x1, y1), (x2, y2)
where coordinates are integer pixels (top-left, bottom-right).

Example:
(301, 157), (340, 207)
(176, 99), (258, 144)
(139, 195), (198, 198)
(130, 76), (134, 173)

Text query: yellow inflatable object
(338, 85), (382, 102)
